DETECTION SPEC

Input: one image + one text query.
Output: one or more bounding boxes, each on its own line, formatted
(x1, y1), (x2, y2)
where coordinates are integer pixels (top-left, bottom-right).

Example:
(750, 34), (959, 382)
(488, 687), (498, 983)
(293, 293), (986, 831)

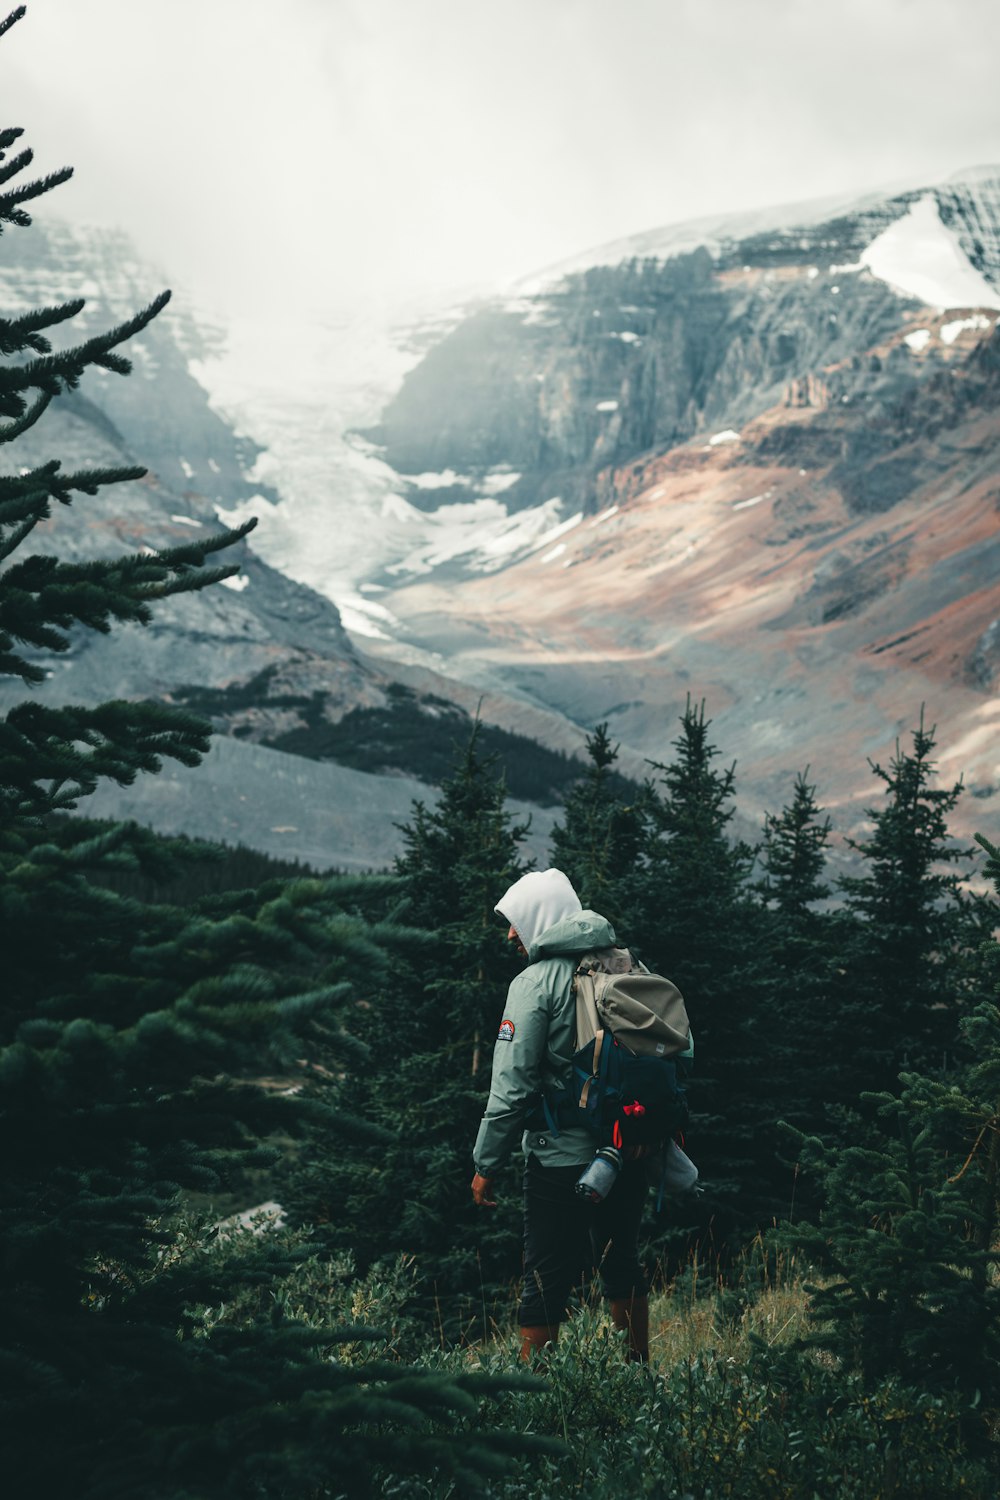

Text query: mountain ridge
(356, 170), (1000, 857)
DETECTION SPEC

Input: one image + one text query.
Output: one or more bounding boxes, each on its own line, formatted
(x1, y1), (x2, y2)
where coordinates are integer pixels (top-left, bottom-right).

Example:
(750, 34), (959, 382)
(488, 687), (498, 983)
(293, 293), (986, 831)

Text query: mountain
(8, 169), (998, 871)
(354, 169), (1000, 858)
(0, 221), (567, 866)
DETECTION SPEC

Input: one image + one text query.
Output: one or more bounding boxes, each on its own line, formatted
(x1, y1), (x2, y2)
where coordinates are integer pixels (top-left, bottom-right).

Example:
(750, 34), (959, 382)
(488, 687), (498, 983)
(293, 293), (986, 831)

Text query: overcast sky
(5, 0), (1000, 320)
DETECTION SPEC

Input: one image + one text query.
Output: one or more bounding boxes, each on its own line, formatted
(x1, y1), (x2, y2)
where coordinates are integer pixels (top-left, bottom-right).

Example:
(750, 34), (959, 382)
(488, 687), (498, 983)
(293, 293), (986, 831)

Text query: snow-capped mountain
(348, 167), (1000, 856)
(6, 166), (1000, 866)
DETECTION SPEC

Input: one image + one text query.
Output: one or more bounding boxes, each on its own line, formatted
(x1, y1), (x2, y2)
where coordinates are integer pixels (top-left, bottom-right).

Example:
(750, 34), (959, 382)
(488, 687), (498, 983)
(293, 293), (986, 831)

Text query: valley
(3, 170), (999, 869)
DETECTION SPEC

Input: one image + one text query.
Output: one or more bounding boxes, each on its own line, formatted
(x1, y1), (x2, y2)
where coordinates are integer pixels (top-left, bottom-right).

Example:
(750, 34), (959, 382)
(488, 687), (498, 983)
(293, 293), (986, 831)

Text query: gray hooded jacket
(473, 877), (616, 1174)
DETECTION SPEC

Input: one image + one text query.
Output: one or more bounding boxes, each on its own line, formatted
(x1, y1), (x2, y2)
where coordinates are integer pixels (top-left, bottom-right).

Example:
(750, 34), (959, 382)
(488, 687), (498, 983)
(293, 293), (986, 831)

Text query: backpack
(534, 946), (693, 1151)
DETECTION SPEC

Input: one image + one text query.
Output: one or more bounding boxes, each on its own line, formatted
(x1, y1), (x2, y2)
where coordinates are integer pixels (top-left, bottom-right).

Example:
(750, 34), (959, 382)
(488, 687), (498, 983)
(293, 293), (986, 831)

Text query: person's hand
(471, 1172), (497, 1208)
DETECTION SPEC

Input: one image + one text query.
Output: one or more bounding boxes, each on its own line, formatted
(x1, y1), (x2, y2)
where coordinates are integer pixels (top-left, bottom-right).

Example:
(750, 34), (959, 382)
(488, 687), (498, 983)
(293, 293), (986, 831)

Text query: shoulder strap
(574, 970), (602, 1051)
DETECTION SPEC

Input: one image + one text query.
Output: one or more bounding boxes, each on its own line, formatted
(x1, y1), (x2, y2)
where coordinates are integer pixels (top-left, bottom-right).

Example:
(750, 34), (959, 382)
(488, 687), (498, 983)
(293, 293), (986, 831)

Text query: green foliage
(758, 766), (831, 916)
(549, 721), (644, 927)
(0, 97), (254, 825)
(380, 1315), (993, 1499)
(0, 25), (546, 1494)
(836, 712), (989, 1087)
(779, 1063), (1000, 1406)
(630, 699), (782, 1245)
(285, 723), (532, 1335)
(770, 831), (1000, 1436)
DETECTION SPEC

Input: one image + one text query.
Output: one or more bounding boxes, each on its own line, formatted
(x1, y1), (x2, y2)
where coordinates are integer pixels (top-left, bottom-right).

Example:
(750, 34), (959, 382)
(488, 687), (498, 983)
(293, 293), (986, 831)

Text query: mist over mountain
(0, 220), (567, 866)
(4, 170), (999, 867)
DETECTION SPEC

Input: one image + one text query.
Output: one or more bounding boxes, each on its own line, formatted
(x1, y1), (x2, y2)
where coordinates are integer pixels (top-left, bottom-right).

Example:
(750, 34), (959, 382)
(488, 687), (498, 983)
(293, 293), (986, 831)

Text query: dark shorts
(518, 1153), (649, 1327)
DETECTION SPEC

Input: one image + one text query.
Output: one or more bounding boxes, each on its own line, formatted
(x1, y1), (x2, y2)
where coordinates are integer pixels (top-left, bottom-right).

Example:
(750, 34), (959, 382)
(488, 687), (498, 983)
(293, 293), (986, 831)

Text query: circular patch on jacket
(497, 1018), (515, 1042)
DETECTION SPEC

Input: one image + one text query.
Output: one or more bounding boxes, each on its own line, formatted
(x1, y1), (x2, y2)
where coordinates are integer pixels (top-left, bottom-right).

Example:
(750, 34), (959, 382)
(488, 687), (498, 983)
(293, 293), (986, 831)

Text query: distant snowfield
(860, 194), (1000, 311)
(192, 303), (577, 639)
(191, 309), (415, 635)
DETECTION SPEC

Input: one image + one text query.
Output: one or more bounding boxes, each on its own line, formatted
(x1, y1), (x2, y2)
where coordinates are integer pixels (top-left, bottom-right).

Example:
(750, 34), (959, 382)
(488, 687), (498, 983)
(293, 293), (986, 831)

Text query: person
(470, 868), (651, 1363)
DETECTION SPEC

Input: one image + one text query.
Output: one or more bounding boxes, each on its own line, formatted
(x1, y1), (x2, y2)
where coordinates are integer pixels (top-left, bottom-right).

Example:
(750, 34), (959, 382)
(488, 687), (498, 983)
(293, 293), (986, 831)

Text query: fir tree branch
(0, 510), (41, 562)
(0, 164), (73, 216)
(0, 387), (51, 441)
(0, 144), (32, 188)
(0, 298), (86, 354)
(0, 7), (26, 43)
(0, 291), (170, 395)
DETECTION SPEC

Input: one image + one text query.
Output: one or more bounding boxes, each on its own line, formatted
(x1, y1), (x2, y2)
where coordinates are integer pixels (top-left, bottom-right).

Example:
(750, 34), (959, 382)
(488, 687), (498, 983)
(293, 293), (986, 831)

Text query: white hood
(495, 868), (582, 954)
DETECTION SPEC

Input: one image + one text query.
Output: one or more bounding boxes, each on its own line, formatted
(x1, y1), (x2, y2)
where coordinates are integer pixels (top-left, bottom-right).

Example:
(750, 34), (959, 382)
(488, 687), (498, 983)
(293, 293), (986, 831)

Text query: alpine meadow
(3, 5), (1000, 1498)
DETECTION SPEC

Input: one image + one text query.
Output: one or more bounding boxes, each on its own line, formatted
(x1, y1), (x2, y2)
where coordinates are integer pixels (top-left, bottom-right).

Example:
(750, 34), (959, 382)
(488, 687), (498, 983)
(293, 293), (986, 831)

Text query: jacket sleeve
(472, 968), (551, 1175)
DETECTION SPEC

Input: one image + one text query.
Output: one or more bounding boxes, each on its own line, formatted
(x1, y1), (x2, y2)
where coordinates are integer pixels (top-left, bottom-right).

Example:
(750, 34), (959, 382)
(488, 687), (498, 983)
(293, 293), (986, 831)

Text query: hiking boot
(610, 1295), (649, 1363)
(518, 1324), (560, 1362)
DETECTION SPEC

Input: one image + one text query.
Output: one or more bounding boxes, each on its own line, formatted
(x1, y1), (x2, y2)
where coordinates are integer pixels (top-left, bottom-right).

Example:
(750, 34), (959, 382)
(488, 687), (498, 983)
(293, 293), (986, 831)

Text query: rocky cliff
(370, 173), (1000, 523)
(362, 171), (1000, 859)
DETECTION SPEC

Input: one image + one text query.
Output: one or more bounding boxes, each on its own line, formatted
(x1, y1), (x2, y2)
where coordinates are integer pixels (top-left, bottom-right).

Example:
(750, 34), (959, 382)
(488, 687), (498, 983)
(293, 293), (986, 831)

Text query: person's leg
(591, 1157), (651, 1362)
(518, 1156), (591, 1359)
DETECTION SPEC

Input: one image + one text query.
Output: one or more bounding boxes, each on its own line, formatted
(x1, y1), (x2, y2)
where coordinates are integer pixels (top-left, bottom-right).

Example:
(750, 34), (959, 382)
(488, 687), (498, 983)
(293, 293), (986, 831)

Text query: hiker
(470, 868), (654, 1364)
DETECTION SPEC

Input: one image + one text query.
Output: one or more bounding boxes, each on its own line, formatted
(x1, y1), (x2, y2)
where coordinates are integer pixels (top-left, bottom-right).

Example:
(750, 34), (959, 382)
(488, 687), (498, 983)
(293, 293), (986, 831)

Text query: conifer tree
(782, 1051), (1000, 1410)
(771, 834), (1000, 1429)
(754, 769), (845, 1146)
(779, 834), (1000, 1420)
(549, 721), (644, 929)
(758, 768), (831, 918)
(0, 18), (548, 1492)
(635, 700), (781, 1247)
(836, 713), (988, 1091)
(285, 724), (532, 1336)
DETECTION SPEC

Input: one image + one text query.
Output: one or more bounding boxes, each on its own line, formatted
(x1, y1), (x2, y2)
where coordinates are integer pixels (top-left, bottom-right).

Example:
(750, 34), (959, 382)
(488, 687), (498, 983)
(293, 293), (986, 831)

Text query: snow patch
(904, 328), (932, 352)
(480, 468), (522, 495)
(609, 330), (642, 344)
(732, 494), (768, 512)
(807, 267), (820, 280)
(504, 296), (556, 327)
(334, 592), (401, 640)
(402, 468), (473, 489)
(860, 194), (1000, 311)
(383, 496), (582, 579)
(540, 542), (567, 563)
(940, 313), (994, 344)
(829, 261), (862, 275)
(708, 429), (741, 446)
(221, 573), (250, 592)
(596, 399), (619, 412)
(179, 458), (194, 480)
(170, 514), (203, 527)
(589, 505), (620, 526)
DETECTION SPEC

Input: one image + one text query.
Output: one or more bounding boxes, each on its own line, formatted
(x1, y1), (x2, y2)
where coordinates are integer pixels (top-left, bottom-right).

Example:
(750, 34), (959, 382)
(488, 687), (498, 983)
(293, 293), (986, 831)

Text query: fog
(4, 0), (1000, 319)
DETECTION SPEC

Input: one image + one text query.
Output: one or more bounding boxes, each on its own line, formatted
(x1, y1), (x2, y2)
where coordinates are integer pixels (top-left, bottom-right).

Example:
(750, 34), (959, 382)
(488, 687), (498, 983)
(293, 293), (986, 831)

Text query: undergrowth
(194, 1229), (997, 1498)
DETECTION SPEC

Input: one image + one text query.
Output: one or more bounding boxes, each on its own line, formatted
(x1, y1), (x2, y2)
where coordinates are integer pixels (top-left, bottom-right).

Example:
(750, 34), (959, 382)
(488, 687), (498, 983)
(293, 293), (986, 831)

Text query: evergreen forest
(3, 9), (1000, 1495)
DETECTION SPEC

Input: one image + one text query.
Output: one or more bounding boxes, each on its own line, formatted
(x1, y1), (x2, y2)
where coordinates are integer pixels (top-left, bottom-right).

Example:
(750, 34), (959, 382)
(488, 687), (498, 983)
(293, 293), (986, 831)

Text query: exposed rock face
(8, 178), (1000, 868)
(0, 220), (269, 512)
(365, 173), (1000, 855)
(371, 175), (1000, 523)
